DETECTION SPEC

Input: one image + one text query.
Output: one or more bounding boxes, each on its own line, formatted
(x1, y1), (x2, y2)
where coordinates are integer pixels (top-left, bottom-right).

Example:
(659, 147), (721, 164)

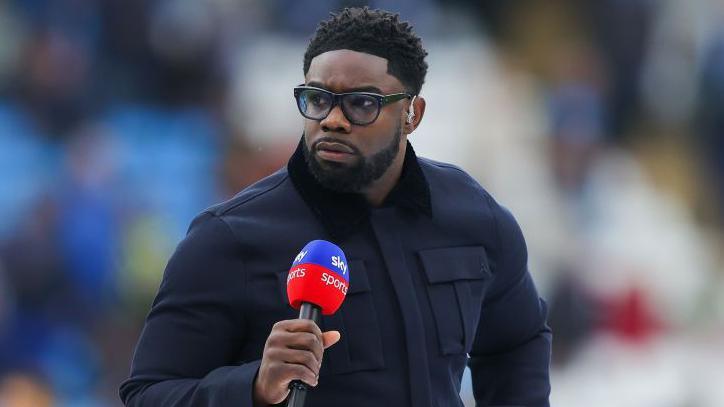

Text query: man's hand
(253, 319), (341, 406)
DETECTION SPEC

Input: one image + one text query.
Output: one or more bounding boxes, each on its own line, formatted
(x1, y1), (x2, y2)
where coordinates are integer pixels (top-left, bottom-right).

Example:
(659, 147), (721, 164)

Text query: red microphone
(285, 240), (350, 407)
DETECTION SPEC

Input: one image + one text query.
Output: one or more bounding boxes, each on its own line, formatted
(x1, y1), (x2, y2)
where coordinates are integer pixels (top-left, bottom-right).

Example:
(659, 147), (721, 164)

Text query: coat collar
(287, 137), (432, 241)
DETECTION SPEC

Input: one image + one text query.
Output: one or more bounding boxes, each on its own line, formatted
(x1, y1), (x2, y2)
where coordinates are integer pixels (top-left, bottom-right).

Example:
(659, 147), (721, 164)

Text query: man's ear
(404, 96), (426, 134)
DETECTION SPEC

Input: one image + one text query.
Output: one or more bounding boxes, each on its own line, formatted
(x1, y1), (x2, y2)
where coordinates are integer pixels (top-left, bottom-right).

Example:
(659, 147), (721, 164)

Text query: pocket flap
(418, 246), (490, 284)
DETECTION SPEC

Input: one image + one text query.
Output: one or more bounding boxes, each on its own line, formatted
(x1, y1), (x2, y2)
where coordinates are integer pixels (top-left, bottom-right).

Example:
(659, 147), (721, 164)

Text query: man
(120, 7), (551, 407)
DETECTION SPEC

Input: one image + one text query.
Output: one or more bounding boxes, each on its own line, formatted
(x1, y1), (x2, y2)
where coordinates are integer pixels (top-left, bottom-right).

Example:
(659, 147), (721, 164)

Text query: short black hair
(303, 7), (428, 95)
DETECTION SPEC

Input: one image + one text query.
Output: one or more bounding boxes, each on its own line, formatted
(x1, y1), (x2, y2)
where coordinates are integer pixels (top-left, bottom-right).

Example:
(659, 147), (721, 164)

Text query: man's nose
(320, 105), (351, 133)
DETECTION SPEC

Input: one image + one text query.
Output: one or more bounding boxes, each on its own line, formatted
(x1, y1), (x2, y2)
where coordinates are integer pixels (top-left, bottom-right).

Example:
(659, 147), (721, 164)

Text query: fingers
(281, 319), (323, 338)
(265, 359), (318, 387)
(266, 347), (321, 378)
(256, 320), (330, 405)
(279, 363), (318, 387)
(322, 330), (341, 349)
(260, 358), (317, 401)
(269, 330), (324, 363)
(256, 320), (340, 404)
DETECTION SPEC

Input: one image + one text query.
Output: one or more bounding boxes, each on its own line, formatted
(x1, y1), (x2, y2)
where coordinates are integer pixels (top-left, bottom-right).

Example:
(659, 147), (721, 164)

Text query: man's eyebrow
(306, 81), (384, 94)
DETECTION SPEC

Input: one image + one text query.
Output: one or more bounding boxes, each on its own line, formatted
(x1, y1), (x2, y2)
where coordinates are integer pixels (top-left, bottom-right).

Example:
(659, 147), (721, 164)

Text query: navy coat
(120, 141), (551, 406)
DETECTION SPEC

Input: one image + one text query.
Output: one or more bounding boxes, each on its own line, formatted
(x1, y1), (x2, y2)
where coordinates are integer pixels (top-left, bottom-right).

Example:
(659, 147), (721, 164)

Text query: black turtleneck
(286, 137), (432, 240)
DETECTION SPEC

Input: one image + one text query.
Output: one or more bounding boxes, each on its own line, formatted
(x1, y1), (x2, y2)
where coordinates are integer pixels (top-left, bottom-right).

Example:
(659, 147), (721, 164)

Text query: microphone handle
(287, 303), (321, 407)
(298, 302), (321, 324)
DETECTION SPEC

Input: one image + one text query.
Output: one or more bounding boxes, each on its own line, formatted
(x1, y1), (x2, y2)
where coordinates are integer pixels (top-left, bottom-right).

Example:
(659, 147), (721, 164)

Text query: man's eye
(350, 97), (375, 108)
(308, 94), (328, 106)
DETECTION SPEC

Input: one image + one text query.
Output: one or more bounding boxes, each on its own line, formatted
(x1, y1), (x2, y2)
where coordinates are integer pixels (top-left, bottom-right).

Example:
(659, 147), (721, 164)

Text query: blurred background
(0, 0), (723, 406)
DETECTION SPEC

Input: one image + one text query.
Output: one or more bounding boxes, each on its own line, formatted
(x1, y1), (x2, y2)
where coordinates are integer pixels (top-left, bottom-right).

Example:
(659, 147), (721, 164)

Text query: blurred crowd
(0, 0), (723, 406)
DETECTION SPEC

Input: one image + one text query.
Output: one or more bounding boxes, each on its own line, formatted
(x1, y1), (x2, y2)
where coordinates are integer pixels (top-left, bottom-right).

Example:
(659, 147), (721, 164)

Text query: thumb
(322, 330), (341, 349)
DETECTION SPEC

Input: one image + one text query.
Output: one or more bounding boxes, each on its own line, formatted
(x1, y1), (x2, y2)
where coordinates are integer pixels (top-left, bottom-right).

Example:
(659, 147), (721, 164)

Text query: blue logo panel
(292, 240), (349, 282)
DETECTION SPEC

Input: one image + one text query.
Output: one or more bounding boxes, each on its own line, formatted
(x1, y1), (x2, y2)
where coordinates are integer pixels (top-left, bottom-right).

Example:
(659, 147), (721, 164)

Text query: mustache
(311, 137), (361, 155)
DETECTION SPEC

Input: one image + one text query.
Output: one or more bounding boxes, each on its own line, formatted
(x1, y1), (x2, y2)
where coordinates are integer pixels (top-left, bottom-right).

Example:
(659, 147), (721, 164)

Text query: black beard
(302, 124), (402, 193)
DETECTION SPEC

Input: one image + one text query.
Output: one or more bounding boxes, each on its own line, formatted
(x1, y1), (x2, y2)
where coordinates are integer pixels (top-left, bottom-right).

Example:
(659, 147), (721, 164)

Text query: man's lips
(315, 141), (355, 154)
(314, 141), (357, 163)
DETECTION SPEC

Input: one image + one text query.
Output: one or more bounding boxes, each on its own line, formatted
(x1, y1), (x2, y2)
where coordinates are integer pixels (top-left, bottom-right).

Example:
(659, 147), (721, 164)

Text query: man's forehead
(305, 49), (404, 93)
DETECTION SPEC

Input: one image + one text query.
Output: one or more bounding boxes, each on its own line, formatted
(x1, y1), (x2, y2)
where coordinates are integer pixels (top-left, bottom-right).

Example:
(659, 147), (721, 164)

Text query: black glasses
(294, 85), (412, 126)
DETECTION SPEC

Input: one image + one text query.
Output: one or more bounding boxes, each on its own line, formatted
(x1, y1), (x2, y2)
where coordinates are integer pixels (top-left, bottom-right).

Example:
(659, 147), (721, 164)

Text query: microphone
(285, 240), (349, 407)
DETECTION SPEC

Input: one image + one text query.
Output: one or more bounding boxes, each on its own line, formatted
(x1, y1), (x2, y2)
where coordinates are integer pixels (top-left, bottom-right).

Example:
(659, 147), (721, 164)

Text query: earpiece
(406, 95), (417, 124)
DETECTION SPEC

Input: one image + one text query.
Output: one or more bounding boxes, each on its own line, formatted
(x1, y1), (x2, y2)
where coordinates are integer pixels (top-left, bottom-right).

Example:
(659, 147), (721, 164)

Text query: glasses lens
(342, 94), (379, 124)
(298, 89), (332, 119)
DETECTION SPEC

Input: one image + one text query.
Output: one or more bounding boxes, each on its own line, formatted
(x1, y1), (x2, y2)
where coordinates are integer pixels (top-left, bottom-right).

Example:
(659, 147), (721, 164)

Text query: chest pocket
(418, 246), (492, 356)
(278, 259), (384, 375)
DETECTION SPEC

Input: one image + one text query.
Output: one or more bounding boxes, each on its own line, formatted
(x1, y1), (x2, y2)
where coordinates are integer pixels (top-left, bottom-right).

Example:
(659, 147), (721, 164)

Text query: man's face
(302, 49), (409, 193)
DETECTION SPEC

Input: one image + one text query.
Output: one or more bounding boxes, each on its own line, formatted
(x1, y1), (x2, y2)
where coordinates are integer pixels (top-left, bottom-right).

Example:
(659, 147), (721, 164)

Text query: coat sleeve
(468, 200), (552, 407)
(119, 211), (260, 406)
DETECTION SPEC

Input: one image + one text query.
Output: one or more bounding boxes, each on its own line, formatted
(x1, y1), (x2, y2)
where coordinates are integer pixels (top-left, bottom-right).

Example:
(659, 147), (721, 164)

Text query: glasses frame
(293, 85), (412, 126)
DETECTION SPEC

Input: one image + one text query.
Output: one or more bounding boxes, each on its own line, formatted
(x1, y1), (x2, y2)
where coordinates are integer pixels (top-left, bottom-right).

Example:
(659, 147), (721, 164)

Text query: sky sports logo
(287, 267), (305, 284)
(294, 250), (307, 263)
(287, 240), (349, 315)
(293, 248), (347, 278)
(331, 255), (347, 276)
(321, 272), (348, 295)
(286, 265), (348, 295)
